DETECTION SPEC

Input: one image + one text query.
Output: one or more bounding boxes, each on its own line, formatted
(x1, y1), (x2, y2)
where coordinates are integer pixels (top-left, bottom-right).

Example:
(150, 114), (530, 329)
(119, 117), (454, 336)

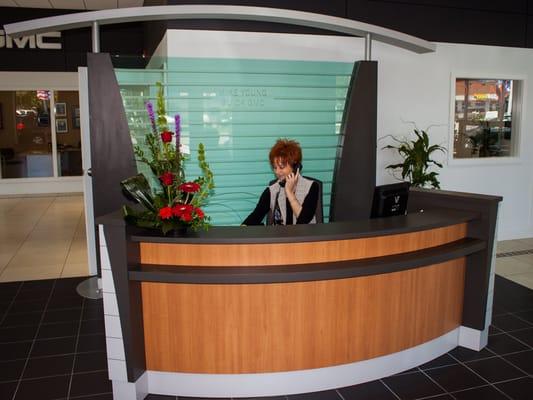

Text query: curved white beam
(3, 5), (435, 54)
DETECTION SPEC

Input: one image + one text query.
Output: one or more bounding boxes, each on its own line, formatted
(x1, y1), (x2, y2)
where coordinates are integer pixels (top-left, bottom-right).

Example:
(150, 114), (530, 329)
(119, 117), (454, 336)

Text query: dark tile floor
(1, 276), (532, 400)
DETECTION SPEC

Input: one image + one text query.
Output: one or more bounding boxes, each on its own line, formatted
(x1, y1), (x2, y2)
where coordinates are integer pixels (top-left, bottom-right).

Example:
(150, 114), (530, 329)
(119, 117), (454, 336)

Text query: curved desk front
(98, 189), (501, 398)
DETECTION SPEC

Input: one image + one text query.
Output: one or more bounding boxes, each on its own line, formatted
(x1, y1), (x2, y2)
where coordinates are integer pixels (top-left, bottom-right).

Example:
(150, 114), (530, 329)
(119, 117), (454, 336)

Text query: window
(453, 78), (521, 159)
(0, 89), (81, 179)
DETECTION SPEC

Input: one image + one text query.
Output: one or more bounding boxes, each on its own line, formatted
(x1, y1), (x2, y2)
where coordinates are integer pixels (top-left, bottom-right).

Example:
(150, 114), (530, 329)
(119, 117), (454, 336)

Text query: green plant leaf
(121, 174), (156, 212)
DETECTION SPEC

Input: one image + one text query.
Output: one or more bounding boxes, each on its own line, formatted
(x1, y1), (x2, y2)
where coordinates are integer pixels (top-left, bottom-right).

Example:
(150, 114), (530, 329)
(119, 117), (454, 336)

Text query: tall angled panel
(330, 61), (377, 221)
(87, 53), (137, 218)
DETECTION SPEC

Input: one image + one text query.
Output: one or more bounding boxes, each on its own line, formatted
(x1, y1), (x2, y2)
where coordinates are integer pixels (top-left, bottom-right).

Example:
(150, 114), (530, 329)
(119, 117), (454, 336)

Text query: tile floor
(0, 196), (88, 282)
(0, 275), (532, 400)
(0, 195), (532, 399)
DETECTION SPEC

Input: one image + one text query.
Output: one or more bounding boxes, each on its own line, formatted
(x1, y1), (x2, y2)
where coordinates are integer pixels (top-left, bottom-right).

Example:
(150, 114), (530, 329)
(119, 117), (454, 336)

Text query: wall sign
(0, 29), (62, 50)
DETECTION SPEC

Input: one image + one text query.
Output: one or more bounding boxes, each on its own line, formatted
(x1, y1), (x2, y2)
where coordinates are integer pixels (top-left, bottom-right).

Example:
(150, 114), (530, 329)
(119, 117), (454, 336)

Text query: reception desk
(98, 188), (501, 399)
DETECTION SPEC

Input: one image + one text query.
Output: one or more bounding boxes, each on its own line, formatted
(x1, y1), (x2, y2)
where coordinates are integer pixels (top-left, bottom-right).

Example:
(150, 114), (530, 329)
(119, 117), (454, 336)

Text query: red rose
(194, 207), (204, 219)
(161, 131), (173, 143)
(179, 182), (201, 193)
(172, 203), (193, 217)
(180, 212), (193, 222)
(158, 206), (173, 220)
(159, 172), (174, 186)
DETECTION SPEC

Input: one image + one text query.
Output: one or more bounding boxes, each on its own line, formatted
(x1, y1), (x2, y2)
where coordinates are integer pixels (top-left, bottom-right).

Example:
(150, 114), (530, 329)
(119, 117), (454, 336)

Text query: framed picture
(56, 118), (68, 133)
(72, 107), (80, 128)
(55, 102), (67, 117)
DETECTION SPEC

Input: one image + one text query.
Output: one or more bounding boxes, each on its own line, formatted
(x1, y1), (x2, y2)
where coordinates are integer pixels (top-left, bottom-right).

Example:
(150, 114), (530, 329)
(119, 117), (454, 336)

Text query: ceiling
(0, 0), (144, 10)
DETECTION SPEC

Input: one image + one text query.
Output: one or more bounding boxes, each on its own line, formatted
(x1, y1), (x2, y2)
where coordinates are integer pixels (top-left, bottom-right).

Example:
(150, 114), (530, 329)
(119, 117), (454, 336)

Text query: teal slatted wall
(115, 58), (353, 225)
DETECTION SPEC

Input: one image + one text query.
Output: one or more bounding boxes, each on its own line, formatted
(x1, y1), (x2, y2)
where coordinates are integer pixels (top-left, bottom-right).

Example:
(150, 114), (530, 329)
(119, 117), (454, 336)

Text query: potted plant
(382, 128), (446, 189)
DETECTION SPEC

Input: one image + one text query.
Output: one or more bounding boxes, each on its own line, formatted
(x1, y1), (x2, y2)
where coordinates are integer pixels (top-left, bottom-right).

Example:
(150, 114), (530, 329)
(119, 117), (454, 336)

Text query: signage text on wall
(0, 30), (62, 50)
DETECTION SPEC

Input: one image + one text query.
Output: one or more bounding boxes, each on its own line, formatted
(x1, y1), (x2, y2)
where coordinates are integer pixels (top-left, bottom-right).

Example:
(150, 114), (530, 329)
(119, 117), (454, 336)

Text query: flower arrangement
(121, 82), (214, 234)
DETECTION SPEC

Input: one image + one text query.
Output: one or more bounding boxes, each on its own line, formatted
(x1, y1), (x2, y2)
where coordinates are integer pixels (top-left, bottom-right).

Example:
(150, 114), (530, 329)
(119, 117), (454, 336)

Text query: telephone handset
(279, 162), (302, 187)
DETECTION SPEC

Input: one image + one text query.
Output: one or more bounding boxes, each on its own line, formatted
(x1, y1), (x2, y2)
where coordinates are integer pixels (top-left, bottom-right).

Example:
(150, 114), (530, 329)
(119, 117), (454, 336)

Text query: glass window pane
(0, 90), (53, 178)
(453, 78), (517, 159)
(55, 91), (82, 176)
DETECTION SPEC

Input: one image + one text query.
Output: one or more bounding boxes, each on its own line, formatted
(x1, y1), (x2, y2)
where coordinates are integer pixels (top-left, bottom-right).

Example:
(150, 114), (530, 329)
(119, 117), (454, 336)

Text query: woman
(242, 139), (319, 225)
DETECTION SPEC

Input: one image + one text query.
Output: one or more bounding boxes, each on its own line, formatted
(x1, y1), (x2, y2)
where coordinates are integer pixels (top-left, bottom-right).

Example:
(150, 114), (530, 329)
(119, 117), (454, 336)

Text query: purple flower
(146, 101), (157, 135)
(174, 114), (181, 149)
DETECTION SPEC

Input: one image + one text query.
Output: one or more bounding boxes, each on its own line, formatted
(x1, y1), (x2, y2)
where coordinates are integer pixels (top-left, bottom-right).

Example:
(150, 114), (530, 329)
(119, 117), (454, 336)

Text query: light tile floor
(0, 195), (532, 290)
(0, 195), (89, 282)
(496, 238), (533, 290)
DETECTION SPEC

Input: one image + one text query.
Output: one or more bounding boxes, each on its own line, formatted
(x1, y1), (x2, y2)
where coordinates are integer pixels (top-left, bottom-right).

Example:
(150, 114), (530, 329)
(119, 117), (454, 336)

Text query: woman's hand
(284, 169), (299, 194)
(285, 170), (303, 218)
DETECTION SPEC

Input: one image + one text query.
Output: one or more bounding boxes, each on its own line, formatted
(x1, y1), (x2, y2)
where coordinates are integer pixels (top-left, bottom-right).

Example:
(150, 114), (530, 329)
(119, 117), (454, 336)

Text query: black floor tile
(9, 300), (47, 314)
(464, 356), (526, 383)
(77, 334), (106, 353)
(1, 311), (43, 328)
(495, 376), (533, 400)
(37, 321), (79, 340)
(179, 397), (230, 400)
(70, 394), (113, 400)
(0, 325), (38, 343)
(235, 396), (286, 400)
(0, 381), (18, 400)
(14, 374), (70, 400)
(503, 350), (533, 374)
(488, 325), (502, 335)
(486, 333), (530, 355)
(0, 359), (26, 382)
(508, 327), (533, 347)
(286, 389), (340, 399)
(74, 351), (108, 373)
(23, 354), (75, 379)
(80, 319), (105, 335)
(419, 354), (458, 370)
(382, 371), (444, 399)
(451, 385), (509, 399)
(42, 308), (82, 324)
(424, 364), (487, 393)
(145, 394), (177, 399)
(338, 380), (397, 399)
(69, 371), (112, 398)
(515, 309), (533, 323)
(20, 279), (55, 292)
(47, 295), (84, 310)
(491, 314), (533, 331)
(82, 305), (104, 321)
(30, 336), (77, 357)
(15, 288), (52, 302)
(448, 346), (495, 362)
(0, 341), (32, 361)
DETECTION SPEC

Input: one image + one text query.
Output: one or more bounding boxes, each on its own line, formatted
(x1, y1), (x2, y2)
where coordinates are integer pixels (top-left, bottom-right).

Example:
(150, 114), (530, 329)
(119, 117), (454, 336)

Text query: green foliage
(382, 129), (446, 189)
(121, 82), (215, 234)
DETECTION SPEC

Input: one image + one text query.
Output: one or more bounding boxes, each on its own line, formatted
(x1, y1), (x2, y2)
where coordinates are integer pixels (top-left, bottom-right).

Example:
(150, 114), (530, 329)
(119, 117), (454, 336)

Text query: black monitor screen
(370, 182), (410, 219)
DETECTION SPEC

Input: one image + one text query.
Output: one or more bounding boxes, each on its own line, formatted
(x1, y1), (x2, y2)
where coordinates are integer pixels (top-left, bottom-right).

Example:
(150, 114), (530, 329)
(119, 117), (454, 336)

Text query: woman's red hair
(269, 139), (302, 166)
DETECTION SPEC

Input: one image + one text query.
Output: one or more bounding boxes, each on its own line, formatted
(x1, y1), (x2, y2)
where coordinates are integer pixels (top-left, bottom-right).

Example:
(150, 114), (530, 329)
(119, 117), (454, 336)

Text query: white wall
(160, 30), (533, 240)
(0, 71), (83, 196)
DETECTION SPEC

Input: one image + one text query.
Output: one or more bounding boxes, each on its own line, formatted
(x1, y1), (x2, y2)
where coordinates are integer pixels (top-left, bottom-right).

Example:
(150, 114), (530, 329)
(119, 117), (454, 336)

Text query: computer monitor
(370, 182), (410, 219)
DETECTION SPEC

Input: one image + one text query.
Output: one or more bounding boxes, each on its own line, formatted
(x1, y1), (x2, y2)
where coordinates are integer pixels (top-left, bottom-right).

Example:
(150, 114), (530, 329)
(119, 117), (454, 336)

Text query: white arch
(4, 5), (435, 54)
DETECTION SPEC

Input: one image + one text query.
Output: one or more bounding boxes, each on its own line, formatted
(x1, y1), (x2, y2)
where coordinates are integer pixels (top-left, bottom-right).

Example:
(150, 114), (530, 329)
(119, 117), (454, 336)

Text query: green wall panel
(115, 58), (353, 225)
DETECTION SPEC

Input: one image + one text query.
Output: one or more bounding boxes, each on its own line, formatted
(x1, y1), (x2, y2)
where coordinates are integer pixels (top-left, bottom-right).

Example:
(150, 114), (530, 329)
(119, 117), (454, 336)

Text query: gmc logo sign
(0, 29), (62, 50)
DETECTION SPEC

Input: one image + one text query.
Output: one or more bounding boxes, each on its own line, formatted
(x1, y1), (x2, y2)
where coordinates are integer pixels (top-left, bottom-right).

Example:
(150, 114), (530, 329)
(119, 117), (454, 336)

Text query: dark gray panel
(330, 61), (377, 222)
(408, 188), (502, 330)
(348, 1), (528, 47)
(369, 0), (527, 13)
(87, 53), (138, 219)
(528, 16), (533, 47)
